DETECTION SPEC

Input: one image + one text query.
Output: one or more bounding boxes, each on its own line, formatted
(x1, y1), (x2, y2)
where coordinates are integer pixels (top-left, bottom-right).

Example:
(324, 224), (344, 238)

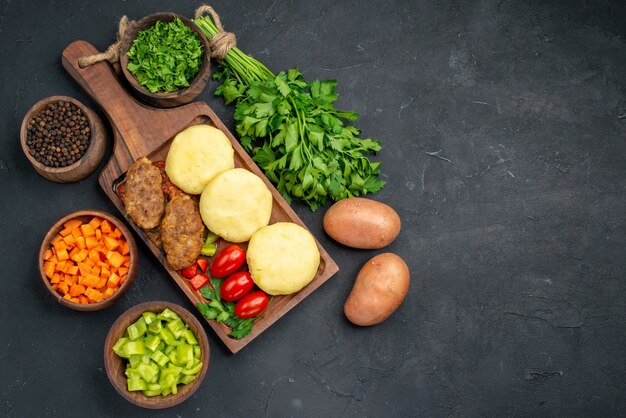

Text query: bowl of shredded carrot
(39, 209), (138, 311)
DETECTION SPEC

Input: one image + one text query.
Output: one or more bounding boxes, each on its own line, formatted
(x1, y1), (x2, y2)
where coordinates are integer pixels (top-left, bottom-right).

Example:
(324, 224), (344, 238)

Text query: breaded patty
(121, 157), (165, 229)
(161, 194), (204, 270)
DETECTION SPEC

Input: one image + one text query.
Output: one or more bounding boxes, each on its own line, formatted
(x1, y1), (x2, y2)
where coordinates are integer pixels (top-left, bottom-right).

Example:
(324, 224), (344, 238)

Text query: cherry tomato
(220, 272), (254, 302)
(210, 245), (246, 278)
(234, 291), (269, 318)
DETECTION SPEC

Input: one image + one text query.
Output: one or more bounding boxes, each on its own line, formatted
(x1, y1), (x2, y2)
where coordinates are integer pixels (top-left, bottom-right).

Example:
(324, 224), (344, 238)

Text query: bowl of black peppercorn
(20, 96), (107, 183)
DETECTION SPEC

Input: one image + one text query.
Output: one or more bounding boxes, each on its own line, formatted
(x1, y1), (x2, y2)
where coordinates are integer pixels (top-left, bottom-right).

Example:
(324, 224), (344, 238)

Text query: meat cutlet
(121, 157), (165, 229)
(161, 193), (204, 270)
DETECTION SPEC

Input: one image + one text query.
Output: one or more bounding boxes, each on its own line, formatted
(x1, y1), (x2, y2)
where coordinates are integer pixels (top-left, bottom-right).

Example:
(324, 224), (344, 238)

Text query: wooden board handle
(61, 40), (212, 164)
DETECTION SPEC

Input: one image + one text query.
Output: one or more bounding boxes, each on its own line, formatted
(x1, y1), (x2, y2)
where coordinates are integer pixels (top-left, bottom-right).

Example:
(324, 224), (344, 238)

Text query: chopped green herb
(127, 18), (203, 93)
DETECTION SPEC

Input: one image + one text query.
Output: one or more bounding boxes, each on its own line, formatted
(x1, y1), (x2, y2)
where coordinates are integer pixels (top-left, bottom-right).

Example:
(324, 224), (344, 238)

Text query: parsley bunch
(194, 17), (384, 211)
(197, 279), (254, 339)
(127, 18), (203, 93)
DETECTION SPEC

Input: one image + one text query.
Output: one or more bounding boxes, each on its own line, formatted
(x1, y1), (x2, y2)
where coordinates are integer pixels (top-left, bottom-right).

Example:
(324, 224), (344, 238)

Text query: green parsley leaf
(197, 282), (263, 340)
(194, 15), (385, 211)
(127, 18), (203, 93)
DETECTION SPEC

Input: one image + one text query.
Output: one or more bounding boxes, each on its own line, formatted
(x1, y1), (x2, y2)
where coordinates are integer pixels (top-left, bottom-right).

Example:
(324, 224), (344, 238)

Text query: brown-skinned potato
(323, 197), (401, 249)
(344, 253), (410, 326)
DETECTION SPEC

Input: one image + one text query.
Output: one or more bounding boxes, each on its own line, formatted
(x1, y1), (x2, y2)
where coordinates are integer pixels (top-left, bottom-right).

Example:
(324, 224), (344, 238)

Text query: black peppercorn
(26, 101), (91, 168)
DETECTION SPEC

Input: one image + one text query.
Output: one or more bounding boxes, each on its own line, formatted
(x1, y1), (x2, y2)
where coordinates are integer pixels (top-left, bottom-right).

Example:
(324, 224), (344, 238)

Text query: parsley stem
(195, 16), (274, 85)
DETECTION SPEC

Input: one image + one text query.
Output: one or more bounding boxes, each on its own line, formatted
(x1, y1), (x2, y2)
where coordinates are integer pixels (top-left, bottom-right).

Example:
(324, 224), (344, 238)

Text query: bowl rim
(119, 12), (211, 100)
(20, 95), (98, 174)
(38, 209), (138, 311)
(103, 301), (210, 409)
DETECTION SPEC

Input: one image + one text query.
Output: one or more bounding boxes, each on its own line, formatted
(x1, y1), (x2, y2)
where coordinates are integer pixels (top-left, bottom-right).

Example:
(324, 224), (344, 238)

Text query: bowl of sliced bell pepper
(38, 209), (138, 311)
(104, 301), (210, 408)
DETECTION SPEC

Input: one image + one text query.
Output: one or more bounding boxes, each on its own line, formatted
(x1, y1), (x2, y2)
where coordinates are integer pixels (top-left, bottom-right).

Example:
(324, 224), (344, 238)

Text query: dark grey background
(1, 0), (625, 416)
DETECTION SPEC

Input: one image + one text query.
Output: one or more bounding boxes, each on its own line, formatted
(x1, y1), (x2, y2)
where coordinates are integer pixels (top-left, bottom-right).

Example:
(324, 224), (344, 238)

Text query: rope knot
(78, 15), (133, 69)
(194, 4), (237, 61)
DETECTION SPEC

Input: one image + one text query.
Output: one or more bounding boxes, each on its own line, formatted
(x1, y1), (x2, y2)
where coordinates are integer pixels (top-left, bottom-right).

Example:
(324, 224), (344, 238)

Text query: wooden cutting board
(62, 40), (339, 354)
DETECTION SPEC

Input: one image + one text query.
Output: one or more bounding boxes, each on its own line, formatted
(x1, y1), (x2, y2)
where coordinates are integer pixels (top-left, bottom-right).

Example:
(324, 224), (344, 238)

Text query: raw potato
(199, 168), (272, 243)
(247, 222), (320, 295)
(323, 197), (401, 249)
(344, 253), (409, 326)
(165, 124), (234, 194)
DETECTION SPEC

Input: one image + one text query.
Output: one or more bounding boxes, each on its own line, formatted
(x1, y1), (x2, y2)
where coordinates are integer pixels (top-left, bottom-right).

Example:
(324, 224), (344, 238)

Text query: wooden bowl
(20, 95), (106, 183)
(119, 13), (211, 108)
(104, 301), (210, 409)
(38, 210), (138, 311)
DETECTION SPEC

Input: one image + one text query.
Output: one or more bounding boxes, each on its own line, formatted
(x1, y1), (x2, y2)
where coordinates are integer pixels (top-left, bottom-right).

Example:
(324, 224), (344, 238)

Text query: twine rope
(194, 4), (237, 61)
(78, 16), (133, 68)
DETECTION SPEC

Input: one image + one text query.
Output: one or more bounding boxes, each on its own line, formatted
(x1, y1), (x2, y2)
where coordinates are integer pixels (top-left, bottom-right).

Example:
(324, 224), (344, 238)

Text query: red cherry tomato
(220, 272), (254, 302)
(210, 245), (246, 278)
(234, 291), (269, 318)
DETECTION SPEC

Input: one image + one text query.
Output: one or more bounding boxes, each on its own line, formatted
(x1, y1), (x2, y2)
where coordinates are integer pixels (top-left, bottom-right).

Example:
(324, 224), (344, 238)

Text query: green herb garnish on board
(127, 18), (203, 93)
(197, 279), (254, 339)
(194, 16), (385, 212)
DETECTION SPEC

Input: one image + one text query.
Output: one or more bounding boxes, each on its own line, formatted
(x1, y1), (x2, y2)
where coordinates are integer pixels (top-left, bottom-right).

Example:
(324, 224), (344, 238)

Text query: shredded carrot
(43, 216), (130, 304)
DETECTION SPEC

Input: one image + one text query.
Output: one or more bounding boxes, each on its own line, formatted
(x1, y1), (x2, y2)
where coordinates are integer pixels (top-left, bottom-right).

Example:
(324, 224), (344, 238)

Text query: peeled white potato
(247, 222), (320, 295)
(165, 124), (234, 194)
(199, 168), (272, 243)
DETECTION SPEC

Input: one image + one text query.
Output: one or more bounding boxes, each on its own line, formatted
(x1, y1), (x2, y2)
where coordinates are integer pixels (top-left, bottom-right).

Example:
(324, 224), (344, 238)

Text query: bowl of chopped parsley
(119, 13), (211, 108)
